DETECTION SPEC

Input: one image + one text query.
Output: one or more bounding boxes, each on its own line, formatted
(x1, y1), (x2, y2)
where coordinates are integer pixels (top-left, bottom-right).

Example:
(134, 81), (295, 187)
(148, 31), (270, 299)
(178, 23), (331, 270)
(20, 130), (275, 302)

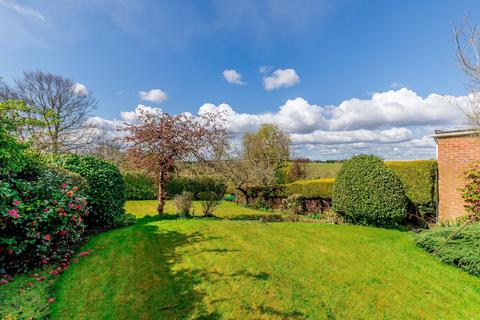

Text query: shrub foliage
(416, 223), (480, 276)
(333, 155), (408, 227)
(166, 176), (226, 200)
(124, 171), (157, 200)
(51, 155), (126, 227)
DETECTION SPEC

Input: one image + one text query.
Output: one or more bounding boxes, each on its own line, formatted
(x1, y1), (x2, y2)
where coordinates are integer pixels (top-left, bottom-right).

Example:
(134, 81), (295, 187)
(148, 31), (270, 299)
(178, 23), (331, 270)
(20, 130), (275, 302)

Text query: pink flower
(13, 200), (20, 206)
(60, 230), (67, 237)
(75, 204), (82, 210)
(52, 200), (57, 205)
(68, 202), (74, 207)
(41, 259), (49, 264)
(78, 251), (89, 257)
(44, 208), (49, 213)
(48, 298), (55, 303)
(8, 209), (19, 218)
(44, 234), (51, 241)
(61, 183), (67, 189)
(73, 258), (79, 263)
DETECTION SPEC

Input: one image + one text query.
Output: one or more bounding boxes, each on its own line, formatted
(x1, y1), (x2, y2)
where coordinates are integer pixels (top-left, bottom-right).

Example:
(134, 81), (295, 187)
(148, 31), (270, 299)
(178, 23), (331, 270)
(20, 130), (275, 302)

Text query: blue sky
(0, 0), (478, 159)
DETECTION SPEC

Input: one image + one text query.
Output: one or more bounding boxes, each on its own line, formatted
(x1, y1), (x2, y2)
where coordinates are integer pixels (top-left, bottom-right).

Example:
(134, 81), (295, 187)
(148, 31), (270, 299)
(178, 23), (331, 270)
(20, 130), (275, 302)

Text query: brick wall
(437, 135), (480, 220)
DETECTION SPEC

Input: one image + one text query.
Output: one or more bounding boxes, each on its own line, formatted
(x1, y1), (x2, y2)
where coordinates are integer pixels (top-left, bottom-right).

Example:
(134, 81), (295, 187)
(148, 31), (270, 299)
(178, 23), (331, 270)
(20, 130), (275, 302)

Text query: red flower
(7, 249), (13, 255)
(48, 298), (55, 303)
(61, 183), (67, 189)
(13, 200), (20, 206)
(41, 259), (49, 264)
(0, 279), (8, 285)
(73, 187), (78, 191)
(44, 234), (51, 241)
(78, 251), (89, 257)
(53, 200), (58, 205)
(75, 204), (82, 210)
(73, 258), (79, 263)
(8, 209), (19, 218)
(44, 208), (49, 213)
(60, 230), (67, 237)
(68, 202), (74, 207)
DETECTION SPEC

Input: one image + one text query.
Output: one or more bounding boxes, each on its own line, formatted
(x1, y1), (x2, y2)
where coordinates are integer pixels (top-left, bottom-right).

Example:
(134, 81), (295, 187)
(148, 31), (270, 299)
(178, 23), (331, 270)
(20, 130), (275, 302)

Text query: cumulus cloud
(72, 83), (88, 96)
(86, 88), (467, 160)
(120, 104), (162, 123)
(223, 69), (245, 85)
(263, 68), (300, 90)
(138, 88), (168, 103)
(0, 0), (45, 21)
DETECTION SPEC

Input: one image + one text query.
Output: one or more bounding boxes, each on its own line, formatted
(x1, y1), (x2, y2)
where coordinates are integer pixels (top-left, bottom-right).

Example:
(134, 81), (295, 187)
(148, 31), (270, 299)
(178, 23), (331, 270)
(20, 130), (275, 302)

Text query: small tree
(198, 191), (222, 217)
(122, 110), (227, 215)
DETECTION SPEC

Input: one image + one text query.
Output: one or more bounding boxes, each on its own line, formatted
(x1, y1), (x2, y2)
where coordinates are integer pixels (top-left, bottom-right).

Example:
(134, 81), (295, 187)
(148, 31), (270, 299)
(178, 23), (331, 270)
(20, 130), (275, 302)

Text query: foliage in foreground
(416, 223), (480, 276)
(49, 154), (126, 228)
(333, 155), (408, 227)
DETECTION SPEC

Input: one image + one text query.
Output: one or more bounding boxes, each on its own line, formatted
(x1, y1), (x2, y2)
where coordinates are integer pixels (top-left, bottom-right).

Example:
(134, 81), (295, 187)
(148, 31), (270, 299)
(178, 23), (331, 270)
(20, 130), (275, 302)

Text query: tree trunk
(157, 170), (166, 216)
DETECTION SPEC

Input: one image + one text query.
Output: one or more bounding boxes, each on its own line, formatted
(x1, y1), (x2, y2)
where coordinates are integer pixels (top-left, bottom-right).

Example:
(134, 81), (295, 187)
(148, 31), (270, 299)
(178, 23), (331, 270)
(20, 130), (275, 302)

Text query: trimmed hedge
(124, 171), (156, 200)
(416, 223), (480, 276)
(50, 155), (126, 228)
(333, 155), (408, 227)
(386, 160), (437, 219)
(166, 176), (226, 200)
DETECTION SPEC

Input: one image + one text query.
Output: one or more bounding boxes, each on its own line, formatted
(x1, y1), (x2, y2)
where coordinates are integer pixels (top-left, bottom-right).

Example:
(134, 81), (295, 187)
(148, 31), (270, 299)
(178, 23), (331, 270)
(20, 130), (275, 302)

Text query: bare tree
(5, 71), (96, 153)
(122, 110), (228, 215)
(454, 21), (480, 129)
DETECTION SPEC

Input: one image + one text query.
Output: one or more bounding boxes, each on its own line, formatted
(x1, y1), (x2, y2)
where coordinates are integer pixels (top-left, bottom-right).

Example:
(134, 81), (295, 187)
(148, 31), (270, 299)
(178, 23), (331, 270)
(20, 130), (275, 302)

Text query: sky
(1, 0), (479, 160)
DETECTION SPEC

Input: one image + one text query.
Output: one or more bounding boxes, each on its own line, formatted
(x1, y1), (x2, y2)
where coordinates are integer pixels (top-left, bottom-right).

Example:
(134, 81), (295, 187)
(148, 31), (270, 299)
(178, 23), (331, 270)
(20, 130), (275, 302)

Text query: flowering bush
(462, 161), (480, 218)
(0, 169), (88, 274)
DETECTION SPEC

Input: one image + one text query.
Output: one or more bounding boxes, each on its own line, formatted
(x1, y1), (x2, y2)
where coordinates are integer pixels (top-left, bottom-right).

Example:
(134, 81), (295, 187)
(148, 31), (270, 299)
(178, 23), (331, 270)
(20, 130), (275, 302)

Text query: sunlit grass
(51, 218), (480, 319)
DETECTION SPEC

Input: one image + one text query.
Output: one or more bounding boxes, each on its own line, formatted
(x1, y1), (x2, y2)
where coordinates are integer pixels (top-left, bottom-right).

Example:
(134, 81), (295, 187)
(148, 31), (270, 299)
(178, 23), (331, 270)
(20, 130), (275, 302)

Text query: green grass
(303, 162), (343, 179)
(125, 199), (274, 219)
(49, 208), (480, 319)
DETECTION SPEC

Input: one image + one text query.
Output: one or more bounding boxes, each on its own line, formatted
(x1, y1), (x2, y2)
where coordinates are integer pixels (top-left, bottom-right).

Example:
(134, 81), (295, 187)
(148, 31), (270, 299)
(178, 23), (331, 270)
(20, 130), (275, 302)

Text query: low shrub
(198, 191), (223, 217)
(223, 194), (235, 202)
(416, 223), (480, 276)
(282, 194), (304, 215)
(386, 160), (437, 221)
(113, 213), (137, 227)
(123, 171), (156, 200)
(0, 169), (88, 274)
(49, 155), (126, 228)
(333, 154), (408, 227)
(174, 191), (193, 217)
(166, 176), (226, 200)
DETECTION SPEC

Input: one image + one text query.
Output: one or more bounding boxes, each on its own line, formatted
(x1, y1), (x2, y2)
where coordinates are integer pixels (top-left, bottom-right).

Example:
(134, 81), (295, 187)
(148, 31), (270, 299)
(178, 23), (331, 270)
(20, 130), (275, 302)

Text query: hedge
(386, 160), (437, 219)
(166, 176), (226, 200)
(124, 171), (157, 200)
(242, 178), (335, 200)
(49, 155), (126, 228)
(333, 155), (408, 227)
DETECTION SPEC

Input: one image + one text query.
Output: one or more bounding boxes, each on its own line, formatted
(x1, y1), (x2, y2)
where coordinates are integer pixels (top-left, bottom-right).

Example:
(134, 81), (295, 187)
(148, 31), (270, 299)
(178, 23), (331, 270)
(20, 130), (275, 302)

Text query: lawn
(47, 201), (480, 319)
(125, 199), (274, 219)
(4, 201), (480, 319)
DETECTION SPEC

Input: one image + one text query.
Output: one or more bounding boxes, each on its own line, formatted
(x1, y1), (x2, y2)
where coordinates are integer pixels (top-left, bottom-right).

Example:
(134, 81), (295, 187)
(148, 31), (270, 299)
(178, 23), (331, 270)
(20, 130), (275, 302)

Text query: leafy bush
(461, 161), (480, 218)
(333, 155), (408, 227)
(282, 194), (304, 215)
(198, 191), (222, 217)
(416, 223), (480, 276)
(50, 155), (126, 228)
(166, 176), (226, 200)
(174, 191), (193, 217)
(386, 160), (437, 220)
(0, 169), (88, 274)
(124, 171), (156, 200)
(113, 213), (137, 227)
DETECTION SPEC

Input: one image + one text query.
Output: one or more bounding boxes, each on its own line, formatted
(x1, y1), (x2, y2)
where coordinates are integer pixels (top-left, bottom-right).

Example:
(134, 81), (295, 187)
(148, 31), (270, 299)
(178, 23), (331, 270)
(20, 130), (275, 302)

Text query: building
(433, 129), (480, 221)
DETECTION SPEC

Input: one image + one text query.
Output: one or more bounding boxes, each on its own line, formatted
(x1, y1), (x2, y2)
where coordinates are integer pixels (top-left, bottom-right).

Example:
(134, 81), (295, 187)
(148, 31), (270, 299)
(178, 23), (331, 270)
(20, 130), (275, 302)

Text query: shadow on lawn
(134, 220), (221, 319)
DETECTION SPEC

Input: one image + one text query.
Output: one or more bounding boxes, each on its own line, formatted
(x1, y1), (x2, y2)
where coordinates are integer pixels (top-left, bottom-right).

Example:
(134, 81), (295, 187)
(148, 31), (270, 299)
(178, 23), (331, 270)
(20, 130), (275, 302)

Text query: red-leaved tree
(122, 110), (228, 215)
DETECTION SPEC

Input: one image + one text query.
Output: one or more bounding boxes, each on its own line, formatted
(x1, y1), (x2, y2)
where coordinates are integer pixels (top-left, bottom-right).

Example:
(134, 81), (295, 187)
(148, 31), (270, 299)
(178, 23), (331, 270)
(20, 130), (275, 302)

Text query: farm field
(45, 201), (480, 319)
(303, 162), (342, 179)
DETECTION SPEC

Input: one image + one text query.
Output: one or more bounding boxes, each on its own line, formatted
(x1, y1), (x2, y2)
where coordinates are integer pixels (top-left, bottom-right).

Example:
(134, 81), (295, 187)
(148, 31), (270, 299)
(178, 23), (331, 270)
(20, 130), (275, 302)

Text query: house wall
(437, 135), (480, 220)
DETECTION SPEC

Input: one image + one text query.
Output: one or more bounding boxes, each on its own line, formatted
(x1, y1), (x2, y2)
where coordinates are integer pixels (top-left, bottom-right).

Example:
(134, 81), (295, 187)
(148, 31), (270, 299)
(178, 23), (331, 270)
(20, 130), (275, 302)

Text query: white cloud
(120, 104), (162, 123)
(72, 83), (88, 96)
(138, 88), (168, 103)
(0, 0), (45, 21)
(263, 68), (300, 90)
(223, 69), (245, 85)
(86, 88), (468, 160)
